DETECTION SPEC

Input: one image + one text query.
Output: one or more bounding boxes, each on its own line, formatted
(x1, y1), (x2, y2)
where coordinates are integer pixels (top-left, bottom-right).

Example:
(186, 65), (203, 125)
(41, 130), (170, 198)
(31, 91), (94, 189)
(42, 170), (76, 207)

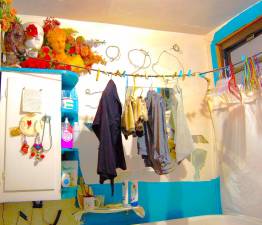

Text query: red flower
(54, 64), (72, 71)
(43, 17), (60, 34)
(20, 58), (51, 69)
(41, 46), (51, 54)
(68, 46), (76, 55)
(26, 24), (38, 38)
(43, 54), (51, 61)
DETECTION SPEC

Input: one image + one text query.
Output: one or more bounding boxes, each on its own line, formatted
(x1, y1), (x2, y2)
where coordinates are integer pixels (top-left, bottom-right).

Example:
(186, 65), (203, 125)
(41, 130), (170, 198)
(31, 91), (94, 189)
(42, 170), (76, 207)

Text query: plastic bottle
(61, 117), (73, 148)
(122, 180), (129, 207)
(130, 180), (139, 207)
(73, 122), (80, 145)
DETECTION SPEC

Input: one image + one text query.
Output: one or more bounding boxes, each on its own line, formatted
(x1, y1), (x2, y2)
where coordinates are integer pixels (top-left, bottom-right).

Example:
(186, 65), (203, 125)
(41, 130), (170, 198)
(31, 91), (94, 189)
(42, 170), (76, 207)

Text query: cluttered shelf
(80, 205), (142, 214)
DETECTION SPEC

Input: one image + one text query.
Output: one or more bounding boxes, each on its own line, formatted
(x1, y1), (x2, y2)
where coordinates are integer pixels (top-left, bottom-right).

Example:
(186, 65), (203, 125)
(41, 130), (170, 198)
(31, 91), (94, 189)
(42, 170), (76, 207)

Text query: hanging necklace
(40, 115), (52, 152)
(30, 115), (52, 162)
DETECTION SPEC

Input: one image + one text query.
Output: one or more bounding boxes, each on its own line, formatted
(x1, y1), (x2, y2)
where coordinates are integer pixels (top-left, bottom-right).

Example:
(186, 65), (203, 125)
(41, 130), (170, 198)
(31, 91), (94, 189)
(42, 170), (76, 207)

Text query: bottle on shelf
(73, 121), (80, 146)
(130, 180), (139, 207)
(122, 180), (129, 207)
(62, 117), (74, 148)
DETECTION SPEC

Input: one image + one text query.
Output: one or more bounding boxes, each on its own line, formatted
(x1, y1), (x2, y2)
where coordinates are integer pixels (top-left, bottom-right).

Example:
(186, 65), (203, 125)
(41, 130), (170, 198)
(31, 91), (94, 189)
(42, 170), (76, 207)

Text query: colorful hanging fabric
(254, 56), (262, 87)
(244, 58), (251, 93)
(249, 58), (260, 90)
(228, 63), (242, 101)
(243, 58), (260, 94)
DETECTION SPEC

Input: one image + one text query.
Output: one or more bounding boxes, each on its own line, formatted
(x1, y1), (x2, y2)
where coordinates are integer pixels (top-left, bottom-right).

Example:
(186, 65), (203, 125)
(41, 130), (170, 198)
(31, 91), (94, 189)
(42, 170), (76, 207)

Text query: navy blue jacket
(92, 80), (126, 194)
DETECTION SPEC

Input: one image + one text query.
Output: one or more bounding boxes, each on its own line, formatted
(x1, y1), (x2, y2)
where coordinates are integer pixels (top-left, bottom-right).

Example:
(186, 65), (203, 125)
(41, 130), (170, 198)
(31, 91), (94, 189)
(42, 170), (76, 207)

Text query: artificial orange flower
(1, 19), (9, 32)
(10, 8), (16, 16)
(76, 36), (85, 44)
(66, 35), (75, 45)
(80, 46), (90, 57)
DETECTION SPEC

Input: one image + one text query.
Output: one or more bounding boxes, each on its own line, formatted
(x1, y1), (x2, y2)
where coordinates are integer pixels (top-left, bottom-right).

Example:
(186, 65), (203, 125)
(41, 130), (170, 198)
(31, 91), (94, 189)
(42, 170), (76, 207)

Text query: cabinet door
(0, 72), (61, 202)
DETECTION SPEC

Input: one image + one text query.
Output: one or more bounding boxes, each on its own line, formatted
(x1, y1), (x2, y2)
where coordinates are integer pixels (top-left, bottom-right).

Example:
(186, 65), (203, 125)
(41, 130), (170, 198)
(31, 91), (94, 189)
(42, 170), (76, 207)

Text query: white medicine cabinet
(0, 71), (62, 202)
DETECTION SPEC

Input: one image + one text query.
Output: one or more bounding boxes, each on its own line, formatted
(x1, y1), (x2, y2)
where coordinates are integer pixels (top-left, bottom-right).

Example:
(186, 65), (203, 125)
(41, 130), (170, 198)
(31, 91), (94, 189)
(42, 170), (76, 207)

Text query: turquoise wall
(82, 178), (222, 225)
(211, 1), (262, 83)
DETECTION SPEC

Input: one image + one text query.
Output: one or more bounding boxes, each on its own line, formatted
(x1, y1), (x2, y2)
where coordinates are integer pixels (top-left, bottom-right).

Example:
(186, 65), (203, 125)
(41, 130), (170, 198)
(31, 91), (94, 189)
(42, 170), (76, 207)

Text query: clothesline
(27, 51), (262, 79)
(1, 51), (261, 80)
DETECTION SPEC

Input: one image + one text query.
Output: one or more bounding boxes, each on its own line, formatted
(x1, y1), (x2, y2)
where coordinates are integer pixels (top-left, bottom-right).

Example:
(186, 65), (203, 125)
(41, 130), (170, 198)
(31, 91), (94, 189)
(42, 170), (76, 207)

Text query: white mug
(83, 196), (95, 209)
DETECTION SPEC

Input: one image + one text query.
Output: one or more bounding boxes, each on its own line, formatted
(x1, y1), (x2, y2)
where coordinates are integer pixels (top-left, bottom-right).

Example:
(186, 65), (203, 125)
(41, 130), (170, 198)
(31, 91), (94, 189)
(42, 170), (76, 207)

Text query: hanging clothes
(137, 90), (174, 174)
(208, 89), (262, 219)
(121, 95), (148, 139)
(165, 86), (194, 163)
(92, 80), (126, 195)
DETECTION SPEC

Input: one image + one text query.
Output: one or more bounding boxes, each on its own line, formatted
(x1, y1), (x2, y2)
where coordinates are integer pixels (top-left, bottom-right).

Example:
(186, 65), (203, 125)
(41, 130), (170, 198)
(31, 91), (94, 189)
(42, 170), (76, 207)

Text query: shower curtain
(209, 91), (262, 218)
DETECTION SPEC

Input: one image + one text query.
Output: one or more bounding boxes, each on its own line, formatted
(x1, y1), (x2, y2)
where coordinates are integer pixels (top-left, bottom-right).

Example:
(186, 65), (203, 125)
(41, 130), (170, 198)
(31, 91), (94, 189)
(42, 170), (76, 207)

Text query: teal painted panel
(61, 108), (78, 123)
(82, 178), (222, 225)
(210, 1), (262, 83)
(61, 186), (78, 199)
(61, 148), (78, 154)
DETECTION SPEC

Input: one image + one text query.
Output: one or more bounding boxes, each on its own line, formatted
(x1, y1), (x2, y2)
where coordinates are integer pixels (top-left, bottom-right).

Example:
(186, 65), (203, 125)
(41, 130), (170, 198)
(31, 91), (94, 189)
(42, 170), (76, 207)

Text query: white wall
(20, 15), (216, 184)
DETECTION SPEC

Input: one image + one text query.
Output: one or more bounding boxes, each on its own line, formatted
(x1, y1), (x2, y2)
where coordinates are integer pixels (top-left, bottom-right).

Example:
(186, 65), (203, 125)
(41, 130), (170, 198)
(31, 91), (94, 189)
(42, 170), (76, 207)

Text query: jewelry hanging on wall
(30, 115), (53, 162)
(20, 135), (29, 155)
(40, 115), (52, 152)
(151, 44), (184, 81)
(128, 48), (152, 74)
(19, 113), (43, 137)
(105, 45), (121, 62)
(30, 134), (44, 161)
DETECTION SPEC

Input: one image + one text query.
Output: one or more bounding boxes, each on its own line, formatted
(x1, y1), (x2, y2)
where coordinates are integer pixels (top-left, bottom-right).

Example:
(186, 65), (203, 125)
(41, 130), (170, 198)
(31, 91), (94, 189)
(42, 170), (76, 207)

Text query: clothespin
(182, 70), (186, 80)
(162, 73), (166, 82)
(115, 70), (121, 77)
(178, 70), (183, 77)
(187, 69), (192, 77)
(125, 75), (128, 89)
(198, 73), (204, 78)
(145, 72), (149, 80)
(241, 55), (246, 61)
(96, 69), (101, 81)
(173, 72), (177, 79)
(122, 71), (126, 77)
(132, 76), (137, 97)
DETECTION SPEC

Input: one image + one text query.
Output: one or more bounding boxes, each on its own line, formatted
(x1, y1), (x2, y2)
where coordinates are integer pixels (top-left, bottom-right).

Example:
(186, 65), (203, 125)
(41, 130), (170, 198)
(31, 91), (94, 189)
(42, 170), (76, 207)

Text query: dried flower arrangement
(0, 0), (18, 32)
(20, 17), (106, 73)
(1, 0), (105, 74)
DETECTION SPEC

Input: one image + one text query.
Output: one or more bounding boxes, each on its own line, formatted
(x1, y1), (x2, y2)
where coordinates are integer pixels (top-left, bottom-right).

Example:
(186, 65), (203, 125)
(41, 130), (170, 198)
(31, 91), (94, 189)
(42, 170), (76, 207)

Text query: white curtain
(209, 90), (262, 218)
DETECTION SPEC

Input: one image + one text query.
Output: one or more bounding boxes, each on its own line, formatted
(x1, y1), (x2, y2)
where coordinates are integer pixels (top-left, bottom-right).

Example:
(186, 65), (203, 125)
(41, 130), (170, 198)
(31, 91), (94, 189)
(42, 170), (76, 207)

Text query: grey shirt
(137, 90), (173, 174)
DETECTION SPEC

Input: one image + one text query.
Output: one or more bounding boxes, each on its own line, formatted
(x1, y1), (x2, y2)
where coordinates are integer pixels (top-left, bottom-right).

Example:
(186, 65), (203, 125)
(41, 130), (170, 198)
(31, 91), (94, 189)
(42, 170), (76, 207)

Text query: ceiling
(13, 0), (259, 34)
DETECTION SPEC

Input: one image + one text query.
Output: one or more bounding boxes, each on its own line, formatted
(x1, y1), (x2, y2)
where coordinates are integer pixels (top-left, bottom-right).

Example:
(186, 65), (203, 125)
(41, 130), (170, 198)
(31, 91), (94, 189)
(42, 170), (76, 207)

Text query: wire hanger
(128, 48), (152, 75)
(105, 45), (121, 62)
(127, 49), (152, 98)
(85, 89), (103, 95)
(152, 45), (184, 80)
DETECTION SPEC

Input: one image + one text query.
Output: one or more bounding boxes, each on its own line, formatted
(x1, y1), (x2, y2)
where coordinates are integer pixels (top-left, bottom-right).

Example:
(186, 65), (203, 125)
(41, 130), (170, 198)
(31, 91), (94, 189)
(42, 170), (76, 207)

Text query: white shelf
(83, 206), (140, 214)
(73, 205), (145, 222)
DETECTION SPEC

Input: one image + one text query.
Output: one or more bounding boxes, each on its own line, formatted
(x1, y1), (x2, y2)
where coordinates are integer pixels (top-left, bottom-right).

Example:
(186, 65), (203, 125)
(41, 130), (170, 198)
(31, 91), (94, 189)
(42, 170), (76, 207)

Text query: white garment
(209, 91), (262, 218)
(171, 86), (194, 163)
